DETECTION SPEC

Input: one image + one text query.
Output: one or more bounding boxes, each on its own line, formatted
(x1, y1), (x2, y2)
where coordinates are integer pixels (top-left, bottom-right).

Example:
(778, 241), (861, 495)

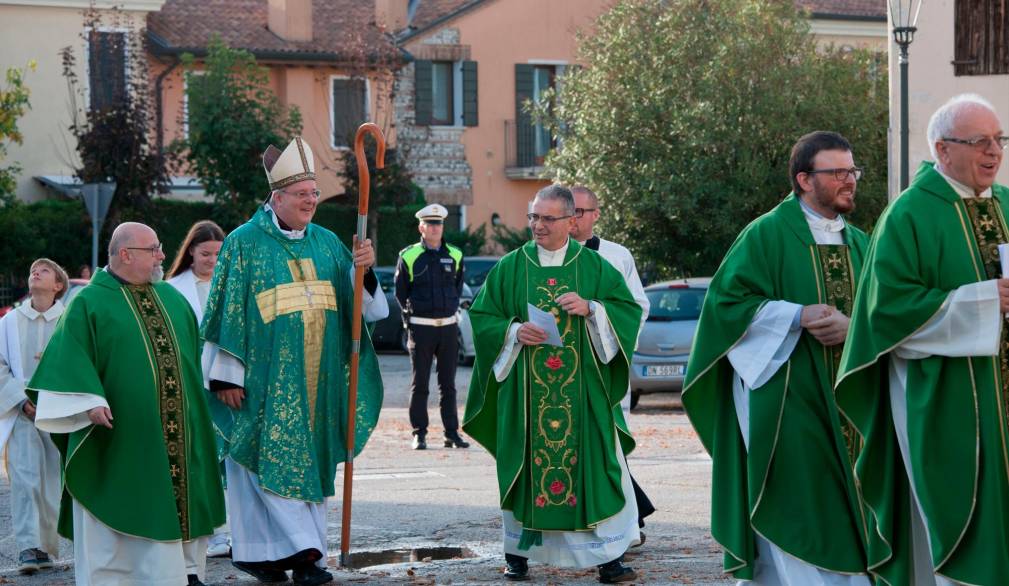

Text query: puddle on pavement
(349, 547), (476, 568)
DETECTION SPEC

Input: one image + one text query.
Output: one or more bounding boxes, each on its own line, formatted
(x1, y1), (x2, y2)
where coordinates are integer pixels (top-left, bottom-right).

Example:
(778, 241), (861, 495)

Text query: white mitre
(262, 136), (316, 190)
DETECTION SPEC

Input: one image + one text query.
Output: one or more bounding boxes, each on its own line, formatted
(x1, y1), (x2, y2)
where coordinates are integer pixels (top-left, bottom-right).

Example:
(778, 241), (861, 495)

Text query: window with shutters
(954, 0), (1009, 76)
(87, 30), (127, 111)
(331, 77), (368, 148)
(509, 63), (565, 171)
(414, 60), (478, 127)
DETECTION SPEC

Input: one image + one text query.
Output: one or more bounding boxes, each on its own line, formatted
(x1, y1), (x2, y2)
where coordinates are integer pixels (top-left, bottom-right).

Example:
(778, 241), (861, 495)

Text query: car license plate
(645, 364), (684, 377)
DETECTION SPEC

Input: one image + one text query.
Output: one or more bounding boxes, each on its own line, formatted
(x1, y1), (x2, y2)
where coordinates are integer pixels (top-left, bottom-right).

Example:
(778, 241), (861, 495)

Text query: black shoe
(444, 434), (470, 448)
(504, 553), (529, 581)
(187, 574), (206, 586)
(632, 531), (646, 548)
(232, 560), (289, 583)
(598, 558), (636, 583)
(291, 562), (333, 586)
(413, 434), (427, 450)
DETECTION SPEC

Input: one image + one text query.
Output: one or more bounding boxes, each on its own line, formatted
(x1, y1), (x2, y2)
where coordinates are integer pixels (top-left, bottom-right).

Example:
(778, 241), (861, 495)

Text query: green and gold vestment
(837, 163), (1009, 586)
(463, 240), (641, 536)
(27, 269), (225, 541)
(683, 194), (869, 579)
(201, 206), (383, 502)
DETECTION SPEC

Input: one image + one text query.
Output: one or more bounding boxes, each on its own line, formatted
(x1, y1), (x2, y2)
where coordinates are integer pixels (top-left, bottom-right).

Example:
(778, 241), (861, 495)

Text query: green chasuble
(682, 194), (869, 579)
(201, 206), (383, 502)
(836, 162), (1009, 586)
(26, 269), (225, 541)
(463, 240), (641, 535)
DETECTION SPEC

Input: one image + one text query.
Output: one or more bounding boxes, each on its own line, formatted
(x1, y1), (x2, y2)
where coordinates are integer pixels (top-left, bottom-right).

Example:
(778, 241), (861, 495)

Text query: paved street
(0, 352), (729, 585)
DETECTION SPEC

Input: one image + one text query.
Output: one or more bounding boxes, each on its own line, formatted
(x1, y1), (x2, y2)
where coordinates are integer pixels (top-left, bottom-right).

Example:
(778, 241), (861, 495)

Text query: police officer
(395, 204), (470, 450)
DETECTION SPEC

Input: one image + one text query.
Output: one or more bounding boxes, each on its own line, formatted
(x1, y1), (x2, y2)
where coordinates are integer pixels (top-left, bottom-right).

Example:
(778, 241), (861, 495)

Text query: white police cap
(415, 204), (449, 223)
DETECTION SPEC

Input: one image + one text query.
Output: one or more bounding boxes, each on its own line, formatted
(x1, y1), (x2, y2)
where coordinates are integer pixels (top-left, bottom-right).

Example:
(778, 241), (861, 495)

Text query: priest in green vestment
(683, 132), (871, 583)
(836, 95), (1009, 586)
(463, 185), (642, 584)
(28, 222), (225, 586)
(200, 136), (386, 585)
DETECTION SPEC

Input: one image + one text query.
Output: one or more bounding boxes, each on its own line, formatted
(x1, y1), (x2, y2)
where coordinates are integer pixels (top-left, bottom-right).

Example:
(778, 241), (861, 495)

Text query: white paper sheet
(527, 303), (563, 347)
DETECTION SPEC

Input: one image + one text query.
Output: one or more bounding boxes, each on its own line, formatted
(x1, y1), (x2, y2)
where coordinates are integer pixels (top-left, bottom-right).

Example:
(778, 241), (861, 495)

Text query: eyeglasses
(805, 167), (864, 182)
(942, 136), (1009, 151)
(527, 213), (572, 225)
(126, 243), (163, 254)
(282, 188), (322, 200)
(574, 207), (598, 218)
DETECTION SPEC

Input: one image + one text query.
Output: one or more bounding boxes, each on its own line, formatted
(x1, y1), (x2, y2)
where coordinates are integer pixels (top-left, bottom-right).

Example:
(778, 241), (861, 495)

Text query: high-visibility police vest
(398, 242), (463, 317)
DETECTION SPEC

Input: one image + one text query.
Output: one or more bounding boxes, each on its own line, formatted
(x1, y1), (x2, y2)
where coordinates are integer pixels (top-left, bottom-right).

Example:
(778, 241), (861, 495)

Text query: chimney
(268, 0), (313, 42)
(375, 0), (408, 32)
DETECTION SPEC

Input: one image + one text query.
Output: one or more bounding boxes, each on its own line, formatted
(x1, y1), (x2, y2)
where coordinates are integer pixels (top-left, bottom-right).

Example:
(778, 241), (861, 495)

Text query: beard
(150, 265), (164, 283)
(813, 185), (855, 215)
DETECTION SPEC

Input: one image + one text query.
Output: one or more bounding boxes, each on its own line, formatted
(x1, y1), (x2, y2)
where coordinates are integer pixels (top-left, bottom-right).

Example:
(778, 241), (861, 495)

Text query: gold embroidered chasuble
(27, 269), (225, 541)
(201, 206), (383, 503)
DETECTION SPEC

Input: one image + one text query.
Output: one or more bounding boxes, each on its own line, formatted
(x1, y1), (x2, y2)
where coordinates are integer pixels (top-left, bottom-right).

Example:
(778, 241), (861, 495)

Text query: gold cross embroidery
(827, 253), (843, 270)
(165, 376), (177, 389)
(254, 259), (338, 429)
(170, 464), (179, 477)
(980, 214), (997, 232)
(166, 420), (178, 433)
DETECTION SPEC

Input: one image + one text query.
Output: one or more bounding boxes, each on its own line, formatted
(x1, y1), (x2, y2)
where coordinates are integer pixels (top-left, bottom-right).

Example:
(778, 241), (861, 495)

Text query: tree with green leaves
(172, 37), (302, 225)
(539, 0), (888, 278)
(0, 60), (34, 206)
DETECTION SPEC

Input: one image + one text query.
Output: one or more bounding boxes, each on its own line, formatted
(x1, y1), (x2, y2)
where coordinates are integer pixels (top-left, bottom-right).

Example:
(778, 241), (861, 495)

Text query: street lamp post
(889, 0), (922, 192)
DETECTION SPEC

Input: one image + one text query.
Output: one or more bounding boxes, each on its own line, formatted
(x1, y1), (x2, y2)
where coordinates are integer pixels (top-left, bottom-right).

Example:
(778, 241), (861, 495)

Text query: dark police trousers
(408, 322), (460, 437)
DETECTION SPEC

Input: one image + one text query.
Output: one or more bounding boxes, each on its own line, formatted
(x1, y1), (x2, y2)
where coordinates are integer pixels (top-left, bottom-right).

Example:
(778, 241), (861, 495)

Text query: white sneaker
(207, 533), (231, 558)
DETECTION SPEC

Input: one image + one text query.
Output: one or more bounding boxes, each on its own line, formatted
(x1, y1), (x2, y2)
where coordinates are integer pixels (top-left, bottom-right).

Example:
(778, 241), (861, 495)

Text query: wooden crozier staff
(341, 122), (385, 567)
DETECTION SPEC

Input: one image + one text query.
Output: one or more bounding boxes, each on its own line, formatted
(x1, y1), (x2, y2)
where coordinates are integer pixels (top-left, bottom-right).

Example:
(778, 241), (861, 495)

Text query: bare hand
(517, 322), (548, 346)
(217, 387), (245, 410)
(88, 406), (113, 429)
(555, 292), (592, 317)
(999, 278), (1009, 313)
(21, 400), (35, 421)
(806, 309), (850, 347)
(800, 304), (833, 328)
(352, 236), (377, 269)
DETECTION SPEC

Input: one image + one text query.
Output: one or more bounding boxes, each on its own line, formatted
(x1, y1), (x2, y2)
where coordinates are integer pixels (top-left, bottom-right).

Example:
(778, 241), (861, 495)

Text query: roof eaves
(809, 11), (886, 22)
(396, 0), (494, 43)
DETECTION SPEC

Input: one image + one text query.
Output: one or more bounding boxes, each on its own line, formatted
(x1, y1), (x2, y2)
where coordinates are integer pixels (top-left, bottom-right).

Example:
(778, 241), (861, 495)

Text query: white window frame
(82, 25), (131, 112)
(329, 74), (371, 150)
(430, 60), (464, 129)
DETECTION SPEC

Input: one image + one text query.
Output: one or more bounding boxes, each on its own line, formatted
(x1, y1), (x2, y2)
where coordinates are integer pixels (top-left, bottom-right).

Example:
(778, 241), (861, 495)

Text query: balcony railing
(504, 119), (549, 180)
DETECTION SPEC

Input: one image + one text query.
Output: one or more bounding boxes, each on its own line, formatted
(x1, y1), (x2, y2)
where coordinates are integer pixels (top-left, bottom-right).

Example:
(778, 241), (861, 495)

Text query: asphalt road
(0, 352), (730, 585)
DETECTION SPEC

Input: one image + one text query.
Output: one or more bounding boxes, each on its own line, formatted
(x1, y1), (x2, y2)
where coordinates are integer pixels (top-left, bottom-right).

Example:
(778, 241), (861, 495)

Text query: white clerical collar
(264, 203), (307, 239)
(798, 198), (846, 233)
(18, 299), (64, 322)
(935, 166), (993, 199)
(537, 239), (570, 266)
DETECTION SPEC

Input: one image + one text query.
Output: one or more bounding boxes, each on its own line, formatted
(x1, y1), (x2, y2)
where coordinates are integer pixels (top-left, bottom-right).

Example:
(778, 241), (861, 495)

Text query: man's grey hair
(926, 94), (999, 159)
(533, 184), (575, 216)
(570, 185), (599, 207)
(108, 222), (139, 257)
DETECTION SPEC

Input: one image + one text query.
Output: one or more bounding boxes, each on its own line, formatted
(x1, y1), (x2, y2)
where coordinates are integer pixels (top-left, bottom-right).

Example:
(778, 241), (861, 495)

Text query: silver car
(629, 278), (711, 408)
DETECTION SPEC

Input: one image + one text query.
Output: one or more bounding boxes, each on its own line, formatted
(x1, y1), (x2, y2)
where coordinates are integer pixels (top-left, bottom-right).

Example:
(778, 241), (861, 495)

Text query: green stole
(200, 206), (383, 502)
(463, 240), (642, 538)
(27, 269), (225, 541)
(683, 194), (869, 578)
(837, 162), (1009, 586)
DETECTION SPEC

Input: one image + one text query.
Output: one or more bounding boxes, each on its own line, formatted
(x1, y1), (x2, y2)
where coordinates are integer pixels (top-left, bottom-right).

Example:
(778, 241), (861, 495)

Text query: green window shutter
(414, 60), (433, 125)
(515, 63), (535, 167)
(462, 60), (478, 127)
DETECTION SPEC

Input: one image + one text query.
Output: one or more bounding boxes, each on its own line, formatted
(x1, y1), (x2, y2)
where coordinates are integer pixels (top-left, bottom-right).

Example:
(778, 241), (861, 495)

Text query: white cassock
(0, 300), (63, 558)
(167, 267), (230, 553)
(886, 172), (1000, 586)
(580, 236), (650, 418)
(728, 204), (870, 586)
(493, 239), (640, 568)
(33, 337), (209, 585)
(203, 206), (389, 563)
